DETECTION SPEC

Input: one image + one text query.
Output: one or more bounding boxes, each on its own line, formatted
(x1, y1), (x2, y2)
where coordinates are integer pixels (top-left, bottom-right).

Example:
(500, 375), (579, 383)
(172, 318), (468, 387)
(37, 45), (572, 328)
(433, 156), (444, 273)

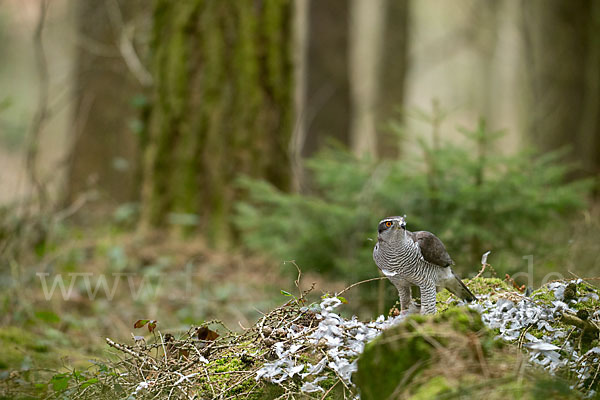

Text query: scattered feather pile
(255, 296), (406, 396)
(470, 279), (600, 394)
(254, 278), (600, 397)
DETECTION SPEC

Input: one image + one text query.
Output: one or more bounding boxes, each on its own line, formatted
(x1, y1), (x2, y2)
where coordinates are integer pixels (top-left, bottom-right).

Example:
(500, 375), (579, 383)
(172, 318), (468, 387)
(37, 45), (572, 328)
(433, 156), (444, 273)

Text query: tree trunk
(349, 0), (387, 157)
(375, 0), (409, 158)
(67, 0), (146, 207)
(522, 0), (600, 186)
(299, 0), (409, 160)
(290, 0), (309, 191)
(140, 0), (293, 243)
(300, 0), (351, 158)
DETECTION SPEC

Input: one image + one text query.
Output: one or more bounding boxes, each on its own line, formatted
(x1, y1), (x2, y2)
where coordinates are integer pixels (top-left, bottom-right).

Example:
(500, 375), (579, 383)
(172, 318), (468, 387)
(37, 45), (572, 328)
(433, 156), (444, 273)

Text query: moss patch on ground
(0, 326), (50, 370)
(436, 277), (514, 312)
(354, 306), (580, 400)
(0, 325), (98, 399)
(0, 325), (92, 371)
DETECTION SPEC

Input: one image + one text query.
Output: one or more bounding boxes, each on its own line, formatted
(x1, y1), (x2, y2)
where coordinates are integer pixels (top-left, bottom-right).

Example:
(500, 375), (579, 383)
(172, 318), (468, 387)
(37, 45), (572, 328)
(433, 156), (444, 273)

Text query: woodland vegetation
(1, 0), (600, 399)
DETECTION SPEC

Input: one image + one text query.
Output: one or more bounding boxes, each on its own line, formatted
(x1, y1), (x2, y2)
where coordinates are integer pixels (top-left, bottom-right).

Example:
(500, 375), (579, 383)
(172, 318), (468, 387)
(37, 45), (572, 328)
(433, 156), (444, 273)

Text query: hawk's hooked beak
(399, 215), (407, 229)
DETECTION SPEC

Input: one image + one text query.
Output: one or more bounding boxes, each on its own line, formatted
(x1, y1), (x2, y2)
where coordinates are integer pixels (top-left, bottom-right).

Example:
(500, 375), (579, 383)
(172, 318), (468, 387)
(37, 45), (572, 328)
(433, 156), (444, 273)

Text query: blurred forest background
(1, 0), (600, 393)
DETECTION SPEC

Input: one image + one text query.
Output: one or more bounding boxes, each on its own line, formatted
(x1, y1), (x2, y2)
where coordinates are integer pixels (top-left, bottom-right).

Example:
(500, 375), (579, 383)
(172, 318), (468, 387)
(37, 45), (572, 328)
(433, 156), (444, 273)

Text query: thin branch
(105, 0), (153, 87)
(105, 338), (159, 370)
(336, 276), (387, 297)
(320, 378), (340, 400)
(283, 259), (303, 297)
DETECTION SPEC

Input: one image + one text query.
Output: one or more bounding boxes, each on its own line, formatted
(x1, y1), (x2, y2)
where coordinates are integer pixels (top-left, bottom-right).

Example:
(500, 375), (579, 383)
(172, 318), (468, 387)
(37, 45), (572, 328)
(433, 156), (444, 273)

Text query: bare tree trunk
(375, 0), (409, 158)
(300, 0), (351, 158)
(521, 0), (600, 186)
(290, 0), (309, 191)
(349, 0), (387, 157)
(67, 0), (146, 207)
(301, 0), (409, 160)
(578, 0), (600, 192)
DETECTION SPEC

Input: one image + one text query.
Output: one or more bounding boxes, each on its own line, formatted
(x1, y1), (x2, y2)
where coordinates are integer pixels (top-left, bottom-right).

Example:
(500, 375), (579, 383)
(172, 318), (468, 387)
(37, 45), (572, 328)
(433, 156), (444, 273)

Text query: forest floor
(2, 217), (600, 399)
(0, 225), (352, 392)
(4, 270), (600, 399)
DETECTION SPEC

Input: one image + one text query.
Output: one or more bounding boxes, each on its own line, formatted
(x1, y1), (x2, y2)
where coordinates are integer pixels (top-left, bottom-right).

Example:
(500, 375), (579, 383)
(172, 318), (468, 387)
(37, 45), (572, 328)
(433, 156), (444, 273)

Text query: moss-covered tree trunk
(140, 0), (293, 243)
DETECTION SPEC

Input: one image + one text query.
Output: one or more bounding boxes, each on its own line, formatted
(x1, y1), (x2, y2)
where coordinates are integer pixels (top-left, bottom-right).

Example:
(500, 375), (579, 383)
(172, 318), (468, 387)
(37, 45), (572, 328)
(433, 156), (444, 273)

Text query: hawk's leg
(397, 285), (412, 314)
(419, 284), (437, 314)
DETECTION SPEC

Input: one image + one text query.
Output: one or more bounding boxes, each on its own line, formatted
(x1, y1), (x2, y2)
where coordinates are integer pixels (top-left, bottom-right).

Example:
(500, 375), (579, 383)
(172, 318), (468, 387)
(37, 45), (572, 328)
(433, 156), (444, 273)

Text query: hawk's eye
(385, 221), (392, 228)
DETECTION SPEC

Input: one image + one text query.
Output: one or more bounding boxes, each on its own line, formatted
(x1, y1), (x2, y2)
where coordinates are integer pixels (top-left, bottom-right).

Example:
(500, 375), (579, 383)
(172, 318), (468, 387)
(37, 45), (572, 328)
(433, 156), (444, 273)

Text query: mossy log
(561, 311), (598, 331)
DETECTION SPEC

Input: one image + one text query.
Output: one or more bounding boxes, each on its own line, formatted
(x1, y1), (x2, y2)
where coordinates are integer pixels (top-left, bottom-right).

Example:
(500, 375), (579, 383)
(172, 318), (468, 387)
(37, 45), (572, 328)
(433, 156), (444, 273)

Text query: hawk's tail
(444, 271), (476, 302)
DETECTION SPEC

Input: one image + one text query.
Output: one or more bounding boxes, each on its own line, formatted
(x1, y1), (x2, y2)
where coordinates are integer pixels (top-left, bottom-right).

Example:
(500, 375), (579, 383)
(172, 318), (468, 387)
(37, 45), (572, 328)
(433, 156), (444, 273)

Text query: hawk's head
(377, 215), (407, 242)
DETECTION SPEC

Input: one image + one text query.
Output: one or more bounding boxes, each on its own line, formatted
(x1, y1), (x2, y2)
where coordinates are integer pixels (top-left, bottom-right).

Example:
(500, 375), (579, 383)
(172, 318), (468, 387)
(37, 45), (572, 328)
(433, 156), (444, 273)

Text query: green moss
(249, 383), (284, 400)
(311, 373), (347, 399)
(531, 287), (556, 305)
(452, 309), (481, 333)
(437, 277), (514, 312)
(355, 302), (584, 400)
(409, 314), (427, 324)
(356, 331), (431, 400)
(0, 327), (48, 369)
(0, 326), (91, 372)
(198, 354), (263, 398)
(570, 283), (600, 311)
(466, 277), (513, 295)
(142, 0), (293, 243)
(532, 281), (600, 325)
(355, 307), (484, 400)
(197, 350), (339, 399)
(411, 376), (452, 399)
(526, 328), (546, 340)
(318, 375), (338, 389)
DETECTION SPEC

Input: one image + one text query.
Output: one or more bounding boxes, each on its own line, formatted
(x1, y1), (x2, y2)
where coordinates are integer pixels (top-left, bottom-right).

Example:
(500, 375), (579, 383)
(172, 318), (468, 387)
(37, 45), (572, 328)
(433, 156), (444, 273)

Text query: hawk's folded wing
(409, 231), (454, 267)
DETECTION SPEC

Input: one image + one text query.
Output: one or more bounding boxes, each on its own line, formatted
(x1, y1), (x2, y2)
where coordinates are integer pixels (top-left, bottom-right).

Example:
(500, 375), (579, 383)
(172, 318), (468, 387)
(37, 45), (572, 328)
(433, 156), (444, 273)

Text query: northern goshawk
(373, 216), (475, 314)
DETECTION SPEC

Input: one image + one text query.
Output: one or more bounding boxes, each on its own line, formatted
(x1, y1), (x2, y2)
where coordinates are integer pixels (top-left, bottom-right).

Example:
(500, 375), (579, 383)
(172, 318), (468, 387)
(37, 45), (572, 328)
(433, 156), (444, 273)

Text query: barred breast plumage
(373, 216), (475, 314)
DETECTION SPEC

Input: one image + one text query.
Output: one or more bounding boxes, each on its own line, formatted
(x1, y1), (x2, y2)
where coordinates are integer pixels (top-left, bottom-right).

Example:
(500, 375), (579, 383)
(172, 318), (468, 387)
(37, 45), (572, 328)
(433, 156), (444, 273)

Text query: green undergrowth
(0, 326), (51, 370)
(236, 113), (592, 297)
(0, 325), (97, 399)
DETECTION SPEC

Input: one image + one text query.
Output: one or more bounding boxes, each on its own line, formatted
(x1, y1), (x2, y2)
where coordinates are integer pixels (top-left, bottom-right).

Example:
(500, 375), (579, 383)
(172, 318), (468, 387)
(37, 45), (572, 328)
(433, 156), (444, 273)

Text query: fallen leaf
(134, 319), (149, 329)
(197, 326), (219, 341)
